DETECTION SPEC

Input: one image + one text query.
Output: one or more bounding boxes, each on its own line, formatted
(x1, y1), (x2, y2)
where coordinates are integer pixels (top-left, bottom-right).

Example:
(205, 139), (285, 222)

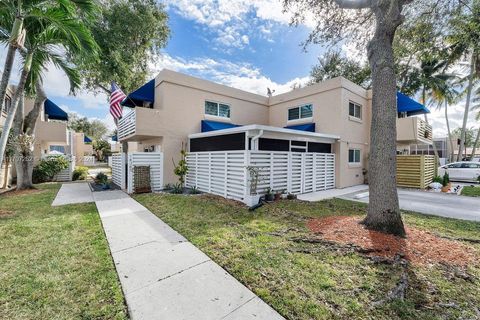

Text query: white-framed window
(349, 101), (362, 119)
(348, 149), (361, 163)
(205, 100), (230, 118)
(288, 104), (313, 121)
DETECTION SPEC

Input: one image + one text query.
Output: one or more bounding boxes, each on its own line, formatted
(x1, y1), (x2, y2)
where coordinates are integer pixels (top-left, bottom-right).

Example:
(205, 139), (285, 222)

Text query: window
(205, 100), (230, 118)
(348, 101), (362, 119)
(3, 96), (11, 113)
(288, 104), (313, 121)
(447, 163), (462, 169)
(461, 163), (480, 169)
(348, 149), (361, 163)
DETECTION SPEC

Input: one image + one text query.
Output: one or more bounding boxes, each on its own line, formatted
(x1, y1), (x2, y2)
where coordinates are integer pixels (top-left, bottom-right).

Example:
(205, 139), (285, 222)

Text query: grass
(461, 185), (480, 197)
(134, 193), (480, 320)
(0, 184), (127, 320)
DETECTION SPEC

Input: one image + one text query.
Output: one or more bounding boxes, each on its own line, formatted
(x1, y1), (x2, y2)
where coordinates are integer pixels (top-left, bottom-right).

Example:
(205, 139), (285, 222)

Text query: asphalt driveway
(339, 188), (480, 222)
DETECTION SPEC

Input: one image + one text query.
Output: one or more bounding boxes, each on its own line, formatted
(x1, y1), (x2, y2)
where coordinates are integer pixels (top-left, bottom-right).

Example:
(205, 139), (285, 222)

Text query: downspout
(250, 130), (264, 151)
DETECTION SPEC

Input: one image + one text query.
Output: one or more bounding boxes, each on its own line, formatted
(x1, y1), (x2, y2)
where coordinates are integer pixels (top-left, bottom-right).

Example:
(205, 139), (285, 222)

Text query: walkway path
(52, 183), (284, 320)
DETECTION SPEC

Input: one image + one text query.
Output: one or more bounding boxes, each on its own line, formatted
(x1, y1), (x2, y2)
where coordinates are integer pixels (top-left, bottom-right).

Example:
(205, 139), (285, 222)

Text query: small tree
(172, 142), (188, 187)
(93, 139), (111, 161)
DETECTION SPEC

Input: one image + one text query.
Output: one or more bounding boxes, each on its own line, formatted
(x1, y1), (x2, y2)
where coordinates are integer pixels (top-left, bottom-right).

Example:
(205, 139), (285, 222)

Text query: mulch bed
(89, 182), (122, 192)
(307, 216), (478, 266)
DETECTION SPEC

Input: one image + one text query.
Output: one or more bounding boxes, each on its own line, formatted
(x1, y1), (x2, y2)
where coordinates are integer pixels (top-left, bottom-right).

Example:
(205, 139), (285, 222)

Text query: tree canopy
(78, 0), (170, 94)
(68, 113), (109, 141)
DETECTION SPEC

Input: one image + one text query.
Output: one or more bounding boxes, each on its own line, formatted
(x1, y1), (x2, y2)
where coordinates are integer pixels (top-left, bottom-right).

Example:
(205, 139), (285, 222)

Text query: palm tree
(0, 0), (98, 188)
(470, 86), (480, 160)
(0, 0), (96, 110)
(430, 76), (461, 162)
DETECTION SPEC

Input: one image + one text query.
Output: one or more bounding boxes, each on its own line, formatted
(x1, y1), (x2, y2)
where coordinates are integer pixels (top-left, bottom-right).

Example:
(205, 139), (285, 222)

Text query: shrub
(171, 183), (184, 194)
(190, 186), (200, 194)
(73, 166), (88, 181)
(173, 142), (188, 186)
(32, 156), (69, 183)
(442, 172), (450, 187)
(433, 175), (443, 184)
(95, 172), (109, 185)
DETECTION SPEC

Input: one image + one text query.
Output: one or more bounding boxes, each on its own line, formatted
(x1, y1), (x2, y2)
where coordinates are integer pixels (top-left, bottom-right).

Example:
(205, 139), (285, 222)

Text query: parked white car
(437, 161), (480, 182)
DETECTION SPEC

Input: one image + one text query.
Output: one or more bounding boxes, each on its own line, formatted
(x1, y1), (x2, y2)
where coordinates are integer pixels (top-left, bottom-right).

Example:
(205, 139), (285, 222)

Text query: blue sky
(0, 0), (475, 135)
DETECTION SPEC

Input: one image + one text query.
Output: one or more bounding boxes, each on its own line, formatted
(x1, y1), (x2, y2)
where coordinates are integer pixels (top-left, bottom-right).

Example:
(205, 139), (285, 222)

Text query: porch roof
(397, 92), (430, 116)
(189, 124), (340, 144)
(44, 99), (68, 121)
(121, 79), (155, 107)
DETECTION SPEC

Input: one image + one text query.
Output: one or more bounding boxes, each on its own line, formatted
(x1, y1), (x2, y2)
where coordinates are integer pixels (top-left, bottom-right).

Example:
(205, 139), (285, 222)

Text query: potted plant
(274, 189), (283, 201)
(265, 187), (274, 202)
(441, 173), (450, 193)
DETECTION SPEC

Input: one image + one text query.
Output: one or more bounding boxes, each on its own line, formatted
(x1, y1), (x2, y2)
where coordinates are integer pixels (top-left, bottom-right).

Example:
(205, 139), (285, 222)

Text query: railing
(118, 110), (136, 140)
(417, 118), (433, 142)
(397, 117), (433, 144)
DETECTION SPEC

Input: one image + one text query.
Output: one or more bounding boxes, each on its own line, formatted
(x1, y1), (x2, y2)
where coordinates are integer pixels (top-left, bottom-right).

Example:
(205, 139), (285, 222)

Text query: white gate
(111, 153), (126, 189)
(127, 152), (163, 193)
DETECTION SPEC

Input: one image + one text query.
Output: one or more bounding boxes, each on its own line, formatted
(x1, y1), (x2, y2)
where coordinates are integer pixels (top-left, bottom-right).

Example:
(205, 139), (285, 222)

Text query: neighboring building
(117, 69), (433, 193)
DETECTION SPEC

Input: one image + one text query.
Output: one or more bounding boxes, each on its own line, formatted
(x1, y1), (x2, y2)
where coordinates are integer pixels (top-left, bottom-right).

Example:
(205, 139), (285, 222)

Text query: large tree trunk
(445, 101), (454, 163)
(457, 54), (475, 161)
(0, 53), (32, 168)
(0, 45), (17, 112)
(15, 83), (47, 190)
(362, 1), (406, 237)
(471, 127), (480, 160)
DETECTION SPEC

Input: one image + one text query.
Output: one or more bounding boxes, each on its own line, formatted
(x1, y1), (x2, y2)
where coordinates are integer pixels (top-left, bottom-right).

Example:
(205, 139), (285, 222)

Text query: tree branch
(334, 0), (372, 9)
(96, 83), (112, 95)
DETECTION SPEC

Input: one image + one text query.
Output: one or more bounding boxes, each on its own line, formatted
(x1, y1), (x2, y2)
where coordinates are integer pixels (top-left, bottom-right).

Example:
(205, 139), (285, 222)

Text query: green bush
(73, 166), (89, 181)
(95, 172), (109, 185)
(442, 172), (450, 187)
(432, 175), (443, 184)
(32, 156), (69, 183)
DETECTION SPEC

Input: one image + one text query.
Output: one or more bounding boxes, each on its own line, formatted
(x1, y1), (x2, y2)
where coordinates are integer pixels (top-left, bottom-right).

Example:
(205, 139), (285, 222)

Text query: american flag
(110, 82), (126, 122)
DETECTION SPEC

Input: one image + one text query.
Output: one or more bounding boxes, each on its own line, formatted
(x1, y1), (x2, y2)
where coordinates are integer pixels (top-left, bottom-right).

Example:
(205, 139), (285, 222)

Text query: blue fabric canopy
(84, 135), (92, 143)
(111, 134), (118, 142)
(44, 99), (68, 121)
(201, 120), (240, 132)
(121, 79), (155, 107)
(284, 123), (316, 132)
(397, 92), (429, 116)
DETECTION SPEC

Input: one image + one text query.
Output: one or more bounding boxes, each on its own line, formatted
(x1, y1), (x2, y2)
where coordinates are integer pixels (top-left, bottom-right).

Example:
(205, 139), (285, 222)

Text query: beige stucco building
(117, 69), (433, 190)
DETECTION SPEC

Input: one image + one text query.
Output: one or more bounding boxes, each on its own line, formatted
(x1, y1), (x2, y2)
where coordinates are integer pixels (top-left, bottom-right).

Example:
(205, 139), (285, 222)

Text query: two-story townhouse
(116, 69), (432, 202)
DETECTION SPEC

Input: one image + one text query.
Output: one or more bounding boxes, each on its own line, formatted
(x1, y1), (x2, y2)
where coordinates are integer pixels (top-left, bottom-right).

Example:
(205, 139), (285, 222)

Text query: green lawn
(0, 184), (127, 320)
(134, 193), (480, 320)
(461, 186), (480, 197)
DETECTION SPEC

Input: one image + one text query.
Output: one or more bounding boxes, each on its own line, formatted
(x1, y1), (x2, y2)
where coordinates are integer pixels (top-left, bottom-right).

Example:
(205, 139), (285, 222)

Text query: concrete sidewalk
(52, 182), (93, 206)
(53, 184), (283, 320)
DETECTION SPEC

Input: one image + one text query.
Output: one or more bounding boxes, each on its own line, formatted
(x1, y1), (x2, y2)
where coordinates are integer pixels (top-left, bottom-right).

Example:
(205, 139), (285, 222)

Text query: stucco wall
(268, 78), (371, 188)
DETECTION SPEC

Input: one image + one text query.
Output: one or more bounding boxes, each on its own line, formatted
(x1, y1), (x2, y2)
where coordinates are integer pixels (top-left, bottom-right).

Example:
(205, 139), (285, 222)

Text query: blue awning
(121, 79), (155, 107)
(284, 123), (316, 132)
(111, 134), (118, 142)
(397, 92), (429, 116)
(84, 135), (92, 143)
(44, 99), (68, 121)
(201, 120), (240, 133)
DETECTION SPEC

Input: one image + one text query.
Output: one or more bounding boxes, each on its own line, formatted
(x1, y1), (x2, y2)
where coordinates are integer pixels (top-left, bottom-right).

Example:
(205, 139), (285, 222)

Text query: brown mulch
(307, 216), (478, 266)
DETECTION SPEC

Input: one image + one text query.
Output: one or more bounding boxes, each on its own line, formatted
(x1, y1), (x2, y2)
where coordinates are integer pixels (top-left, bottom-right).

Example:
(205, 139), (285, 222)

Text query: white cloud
(162, 0), (314, 51)
(151, 52), (311, 96)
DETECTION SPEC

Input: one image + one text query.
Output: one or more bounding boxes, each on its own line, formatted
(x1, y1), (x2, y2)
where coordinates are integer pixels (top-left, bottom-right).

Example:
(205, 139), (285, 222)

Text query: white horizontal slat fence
(186, 150), (335, 204)
(111, 153), (126, 189)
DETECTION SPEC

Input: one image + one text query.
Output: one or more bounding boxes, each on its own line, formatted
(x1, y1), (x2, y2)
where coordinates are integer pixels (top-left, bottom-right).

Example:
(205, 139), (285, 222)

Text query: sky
(0, 0), (478, 137)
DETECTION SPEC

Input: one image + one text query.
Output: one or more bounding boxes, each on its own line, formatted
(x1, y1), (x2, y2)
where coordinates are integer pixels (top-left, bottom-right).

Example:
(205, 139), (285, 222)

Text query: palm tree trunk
(0, 53), (32, 169)
(457, 54), (475, 161)
(362, 3), (405, 237)
(471, 127), (480, 160)
(2, 158), (10, 188)
(445, 101), (454, 163)
(13, 93), (33, 190)
(0, 45), (17, 111)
